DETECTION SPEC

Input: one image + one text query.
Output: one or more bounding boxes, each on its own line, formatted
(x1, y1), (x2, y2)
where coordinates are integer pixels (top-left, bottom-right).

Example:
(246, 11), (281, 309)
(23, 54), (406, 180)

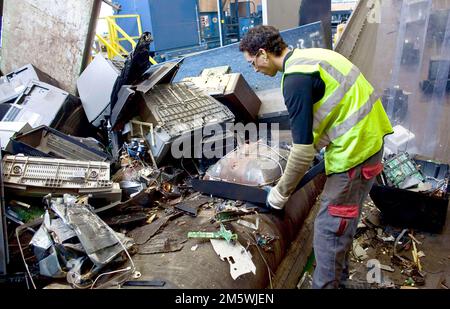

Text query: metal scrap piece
(237, 217), (259, 230)
(38, 247), (65, 278)
(138, 236), (185, 254)
(175, 196), (210, 216)
(51, 197), (126, 267)
(127, 217), (170, 245)
(210, 239), (256, 280)
(30, 225), (53, 260)
(48, 218), (78, 244)
(104, 212), (148, 227)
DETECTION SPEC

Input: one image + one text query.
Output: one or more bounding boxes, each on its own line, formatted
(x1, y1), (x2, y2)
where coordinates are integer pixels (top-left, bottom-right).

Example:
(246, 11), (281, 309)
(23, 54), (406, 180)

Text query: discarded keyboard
(139, 82), (235, 163)
(2, 155), (113, 194)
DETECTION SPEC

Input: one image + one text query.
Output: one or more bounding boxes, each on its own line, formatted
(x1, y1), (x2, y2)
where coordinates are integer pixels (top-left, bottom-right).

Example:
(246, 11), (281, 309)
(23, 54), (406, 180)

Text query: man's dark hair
(239, 25), (288, 56)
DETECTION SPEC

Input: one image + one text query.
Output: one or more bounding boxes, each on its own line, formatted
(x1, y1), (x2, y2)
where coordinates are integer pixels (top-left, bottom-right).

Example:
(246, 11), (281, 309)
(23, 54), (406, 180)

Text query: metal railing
(96, 14), (157, 64)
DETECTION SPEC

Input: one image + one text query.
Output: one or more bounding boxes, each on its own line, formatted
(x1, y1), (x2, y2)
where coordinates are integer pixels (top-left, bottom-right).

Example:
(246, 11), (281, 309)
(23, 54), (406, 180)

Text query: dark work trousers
(312, 148), (384, 289)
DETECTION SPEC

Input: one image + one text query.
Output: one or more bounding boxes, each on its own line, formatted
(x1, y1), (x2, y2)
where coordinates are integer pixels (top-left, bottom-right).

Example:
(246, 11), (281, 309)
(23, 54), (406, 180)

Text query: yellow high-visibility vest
(282, 48), (393, 175)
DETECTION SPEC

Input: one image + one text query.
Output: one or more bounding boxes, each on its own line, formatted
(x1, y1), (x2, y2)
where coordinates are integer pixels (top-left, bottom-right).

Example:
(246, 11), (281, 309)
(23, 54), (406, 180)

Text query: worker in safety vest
(239, 26), (393, 289)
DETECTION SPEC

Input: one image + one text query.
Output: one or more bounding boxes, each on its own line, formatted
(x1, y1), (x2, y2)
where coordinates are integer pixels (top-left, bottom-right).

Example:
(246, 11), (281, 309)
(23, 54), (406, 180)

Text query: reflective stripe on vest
(328, 90), (378, 141)
(285, 57), (361, 132)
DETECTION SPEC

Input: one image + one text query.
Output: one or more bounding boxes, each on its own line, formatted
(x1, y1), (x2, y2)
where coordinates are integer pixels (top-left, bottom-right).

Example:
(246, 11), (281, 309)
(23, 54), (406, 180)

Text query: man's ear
(259, 48), (268, 61)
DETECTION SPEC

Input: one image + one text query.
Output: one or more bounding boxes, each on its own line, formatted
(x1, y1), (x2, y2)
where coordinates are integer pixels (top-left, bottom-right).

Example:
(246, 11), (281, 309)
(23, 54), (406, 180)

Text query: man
(239, 26), (393, 289)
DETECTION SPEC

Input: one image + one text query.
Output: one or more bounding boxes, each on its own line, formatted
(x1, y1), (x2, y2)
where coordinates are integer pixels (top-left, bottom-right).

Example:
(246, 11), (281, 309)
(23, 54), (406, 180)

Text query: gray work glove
(266, 143), (316, 210)
(266, 185), (289, 210)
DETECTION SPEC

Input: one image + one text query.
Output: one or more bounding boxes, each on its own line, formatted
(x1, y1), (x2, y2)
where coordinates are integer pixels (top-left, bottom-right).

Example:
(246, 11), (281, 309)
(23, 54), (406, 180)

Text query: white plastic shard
(210, 239), (256, 280)
(236, 217), (260, 230)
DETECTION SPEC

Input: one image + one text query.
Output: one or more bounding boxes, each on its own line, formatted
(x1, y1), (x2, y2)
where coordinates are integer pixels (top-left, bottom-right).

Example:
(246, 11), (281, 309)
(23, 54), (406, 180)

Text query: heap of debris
(0, 32), (301, 289)
(339, 145), (449, 289)
(348, 199), (436, 289)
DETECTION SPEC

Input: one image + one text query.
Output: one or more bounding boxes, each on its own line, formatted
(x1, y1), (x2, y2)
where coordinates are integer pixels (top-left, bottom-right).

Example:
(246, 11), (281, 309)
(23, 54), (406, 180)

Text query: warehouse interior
(0, 0), (449, 291)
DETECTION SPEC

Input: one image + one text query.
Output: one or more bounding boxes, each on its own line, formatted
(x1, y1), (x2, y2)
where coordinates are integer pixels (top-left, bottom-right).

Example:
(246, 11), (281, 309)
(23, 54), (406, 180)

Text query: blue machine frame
(114, 0), (201, 53)
(114, 0), (262, 57)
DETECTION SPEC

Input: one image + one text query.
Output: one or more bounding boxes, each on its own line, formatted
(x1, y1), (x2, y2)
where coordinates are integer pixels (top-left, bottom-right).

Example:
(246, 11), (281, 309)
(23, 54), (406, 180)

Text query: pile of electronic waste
(0, 32), (294, 289)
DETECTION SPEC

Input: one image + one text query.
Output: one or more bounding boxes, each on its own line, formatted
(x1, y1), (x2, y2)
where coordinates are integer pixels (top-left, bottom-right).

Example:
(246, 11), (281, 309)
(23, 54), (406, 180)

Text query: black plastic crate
(370, 158), (449, 233)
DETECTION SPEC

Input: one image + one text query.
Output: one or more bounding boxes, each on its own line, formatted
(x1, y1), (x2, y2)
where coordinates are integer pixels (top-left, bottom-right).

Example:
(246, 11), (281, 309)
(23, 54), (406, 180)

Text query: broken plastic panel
(210, 239), (256, 280)
(205, 141), (288, 186)
(0, 121), (32, 152)
(77, 54), (120, 127)
(111, 60), (182, 130)
(1, 80), (79, 130)
(11, 125), (111, 161)
(182, 70), (233, 96)
(183, 72), (262, 124)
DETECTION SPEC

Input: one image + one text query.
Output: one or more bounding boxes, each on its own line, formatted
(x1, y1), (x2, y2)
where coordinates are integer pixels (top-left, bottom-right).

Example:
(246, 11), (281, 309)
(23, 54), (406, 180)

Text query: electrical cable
(89, 220), (137, 289)
(90, 266), (132, 289)
(263, 142), (289, 162)
(181, 157), (192, 177)
(191, 158), (201, 175)
(245, 231), (275, 288)
(15, 227), (36, 289)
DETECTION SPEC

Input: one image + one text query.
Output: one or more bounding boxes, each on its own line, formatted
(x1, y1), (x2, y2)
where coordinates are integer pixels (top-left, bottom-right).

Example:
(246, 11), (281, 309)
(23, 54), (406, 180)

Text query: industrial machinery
(113, 0), (205, 61)
(420, 58), (450, 94)
(112, 0), (262, 58)
(199, 0), (262, 48)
